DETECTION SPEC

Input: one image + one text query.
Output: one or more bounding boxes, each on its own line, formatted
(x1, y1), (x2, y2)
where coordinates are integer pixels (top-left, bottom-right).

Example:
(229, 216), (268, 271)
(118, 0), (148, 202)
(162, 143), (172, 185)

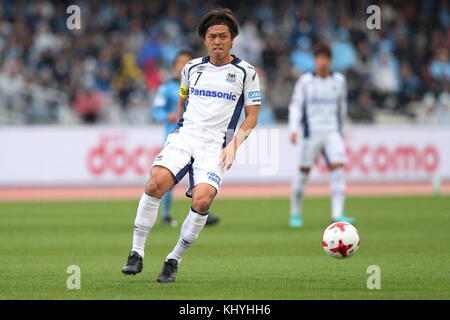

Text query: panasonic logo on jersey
(190, 87), (237, 101)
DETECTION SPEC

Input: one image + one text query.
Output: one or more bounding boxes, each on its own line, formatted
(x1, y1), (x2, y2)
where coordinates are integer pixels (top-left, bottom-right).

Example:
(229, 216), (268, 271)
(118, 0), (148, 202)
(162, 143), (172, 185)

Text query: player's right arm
(176, 64), (190, 122)
(288, 75), (306, 145)
(221, 64), (261, 170)
(176, 96), (187, 122)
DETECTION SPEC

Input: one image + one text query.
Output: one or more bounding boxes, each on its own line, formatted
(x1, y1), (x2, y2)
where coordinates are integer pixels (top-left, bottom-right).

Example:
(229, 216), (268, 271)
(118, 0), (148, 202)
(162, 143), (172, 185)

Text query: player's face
(174, 54), (192, 75)
(204, 24), (233, 60)
(314, 54), (331, 73)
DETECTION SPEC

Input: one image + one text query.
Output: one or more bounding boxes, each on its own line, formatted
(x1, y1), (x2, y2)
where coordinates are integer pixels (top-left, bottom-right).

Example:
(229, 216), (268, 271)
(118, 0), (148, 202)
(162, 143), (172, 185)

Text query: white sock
(166, 207), (208, 263)
(131, 192), (160, 257)
(330, 167), (346, 220)
(291, 170), (309, 216)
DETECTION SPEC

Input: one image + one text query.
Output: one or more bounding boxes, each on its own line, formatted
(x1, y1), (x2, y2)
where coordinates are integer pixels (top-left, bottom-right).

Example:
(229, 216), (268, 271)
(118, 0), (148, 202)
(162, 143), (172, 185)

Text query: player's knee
(328, 163), (344, 170)
(145, 179), (163, 198)
(192, 196), (213, 213)
(300, 167), (310, 173)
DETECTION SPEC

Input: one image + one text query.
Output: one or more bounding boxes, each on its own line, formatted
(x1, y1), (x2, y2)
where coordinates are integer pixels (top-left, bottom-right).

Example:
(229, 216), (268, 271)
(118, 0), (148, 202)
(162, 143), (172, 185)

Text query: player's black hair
(173, 48), (194, 66)
(313, 42), (332, 58)
(197, 8), (239, 39)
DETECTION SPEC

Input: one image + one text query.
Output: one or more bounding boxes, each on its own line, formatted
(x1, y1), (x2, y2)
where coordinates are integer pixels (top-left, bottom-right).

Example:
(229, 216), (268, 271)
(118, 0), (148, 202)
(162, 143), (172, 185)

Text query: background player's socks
(291, 170), (309, 216)
(161, 189), (172, 219)
(166, 207), (208, 263)
(330, 167), (346, 221)
(161, 189), (178, 227)
(131, 192), (160, 257)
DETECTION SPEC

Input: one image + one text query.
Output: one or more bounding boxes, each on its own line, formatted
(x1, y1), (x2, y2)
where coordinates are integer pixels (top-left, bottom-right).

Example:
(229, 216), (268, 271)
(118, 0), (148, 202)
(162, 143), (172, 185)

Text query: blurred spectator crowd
(0, 0), (449, 125)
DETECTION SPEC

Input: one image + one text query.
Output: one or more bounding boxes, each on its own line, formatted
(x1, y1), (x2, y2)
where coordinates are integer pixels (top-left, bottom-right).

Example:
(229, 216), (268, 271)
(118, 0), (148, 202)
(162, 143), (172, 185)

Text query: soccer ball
(322, 222), (360, 259)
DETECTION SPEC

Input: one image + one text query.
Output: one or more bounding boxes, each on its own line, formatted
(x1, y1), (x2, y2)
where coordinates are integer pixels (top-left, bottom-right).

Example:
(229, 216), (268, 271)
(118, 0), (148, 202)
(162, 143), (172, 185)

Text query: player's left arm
(221, 105), (259, 171)
(221, 66), (261, 170)
(233, 105), (259, 147)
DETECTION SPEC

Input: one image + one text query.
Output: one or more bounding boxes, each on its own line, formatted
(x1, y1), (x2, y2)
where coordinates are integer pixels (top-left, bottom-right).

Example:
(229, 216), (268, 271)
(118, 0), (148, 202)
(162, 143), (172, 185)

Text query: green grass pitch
(0, 195), (449, 299)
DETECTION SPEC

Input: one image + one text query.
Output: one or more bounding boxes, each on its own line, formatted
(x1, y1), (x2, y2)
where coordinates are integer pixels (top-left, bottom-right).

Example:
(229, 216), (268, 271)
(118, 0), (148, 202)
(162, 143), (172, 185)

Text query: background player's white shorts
(152, 131), (225, 193)
(299, 130), (347, 168)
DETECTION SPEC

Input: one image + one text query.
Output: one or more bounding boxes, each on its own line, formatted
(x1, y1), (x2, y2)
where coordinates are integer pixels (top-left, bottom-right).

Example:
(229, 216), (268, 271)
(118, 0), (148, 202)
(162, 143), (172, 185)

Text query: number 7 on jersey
(194, 71), (203, 86)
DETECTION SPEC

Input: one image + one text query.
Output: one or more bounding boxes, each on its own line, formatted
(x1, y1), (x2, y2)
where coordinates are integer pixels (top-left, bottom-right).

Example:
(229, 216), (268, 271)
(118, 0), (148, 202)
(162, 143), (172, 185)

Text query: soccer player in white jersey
(121, 8), (261, 282)
(288, 43), (355, 228)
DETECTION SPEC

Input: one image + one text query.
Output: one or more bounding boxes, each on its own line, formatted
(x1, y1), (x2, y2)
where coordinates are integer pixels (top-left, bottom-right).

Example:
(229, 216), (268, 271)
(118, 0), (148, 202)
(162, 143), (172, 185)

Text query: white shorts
(299, 130), (347, 168)
(152, 131), (225, 193)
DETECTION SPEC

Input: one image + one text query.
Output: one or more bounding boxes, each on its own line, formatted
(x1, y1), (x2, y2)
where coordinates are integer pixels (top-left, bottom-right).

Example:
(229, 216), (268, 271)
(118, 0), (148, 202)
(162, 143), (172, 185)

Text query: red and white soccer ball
(322, 222), (360, 259)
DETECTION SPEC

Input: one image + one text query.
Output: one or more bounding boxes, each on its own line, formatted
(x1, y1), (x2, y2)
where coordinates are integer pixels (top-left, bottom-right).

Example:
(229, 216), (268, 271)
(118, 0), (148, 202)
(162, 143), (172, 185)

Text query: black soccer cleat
(205, 214), (220, 226)
(156, 259), (178, 283)
(121, 251), (143, 275)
